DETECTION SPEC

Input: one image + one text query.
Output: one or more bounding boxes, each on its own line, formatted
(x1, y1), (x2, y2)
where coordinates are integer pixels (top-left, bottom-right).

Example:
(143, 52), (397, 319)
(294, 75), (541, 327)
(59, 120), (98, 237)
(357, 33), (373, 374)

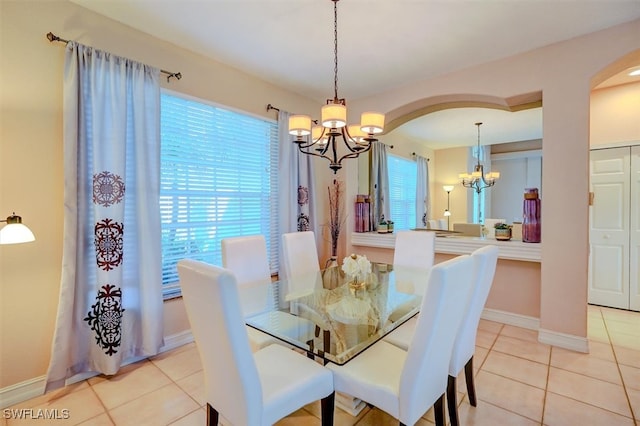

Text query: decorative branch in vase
(326, 179), (345, 267)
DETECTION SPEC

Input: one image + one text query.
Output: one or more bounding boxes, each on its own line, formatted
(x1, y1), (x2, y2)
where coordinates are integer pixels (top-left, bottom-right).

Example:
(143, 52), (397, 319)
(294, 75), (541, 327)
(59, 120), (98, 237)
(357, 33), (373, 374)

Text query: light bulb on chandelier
(288, 0), (385, 173)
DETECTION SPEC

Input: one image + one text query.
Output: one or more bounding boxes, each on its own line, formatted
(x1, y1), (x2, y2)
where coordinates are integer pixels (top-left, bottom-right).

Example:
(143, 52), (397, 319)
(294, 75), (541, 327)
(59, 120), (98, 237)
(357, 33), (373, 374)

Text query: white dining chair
(393, 230), (435, 295)
(384, 245), (499, 426)
(446, 245), (499, 425)
(281, 231), (320, 279)
(222, 234), (315, 352)
(281, 231), (332, 354)
(177, 260), (335, 426)
(326, 254), (476, 426)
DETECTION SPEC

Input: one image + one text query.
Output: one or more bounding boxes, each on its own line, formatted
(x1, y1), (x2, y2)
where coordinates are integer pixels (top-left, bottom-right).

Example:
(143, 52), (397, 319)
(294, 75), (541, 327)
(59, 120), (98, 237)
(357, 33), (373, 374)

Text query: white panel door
(589, 147), (630, 309)
(630, 145), (640, 311)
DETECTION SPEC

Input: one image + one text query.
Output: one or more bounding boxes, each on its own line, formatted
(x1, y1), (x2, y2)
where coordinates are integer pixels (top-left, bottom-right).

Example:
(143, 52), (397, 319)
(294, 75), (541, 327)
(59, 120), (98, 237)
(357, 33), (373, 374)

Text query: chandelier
(288, 0), (385, 173)
(459, 122), (500, 193)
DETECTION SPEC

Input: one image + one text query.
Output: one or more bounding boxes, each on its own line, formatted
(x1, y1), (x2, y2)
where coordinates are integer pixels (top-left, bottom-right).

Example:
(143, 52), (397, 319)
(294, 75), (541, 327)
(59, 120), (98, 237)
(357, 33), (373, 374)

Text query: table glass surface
(241, 262), (428, 365)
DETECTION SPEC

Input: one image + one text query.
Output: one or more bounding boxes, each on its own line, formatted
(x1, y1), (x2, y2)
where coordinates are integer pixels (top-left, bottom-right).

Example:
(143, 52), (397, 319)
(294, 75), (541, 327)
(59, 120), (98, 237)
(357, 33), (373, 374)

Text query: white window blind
(160, 92), (279, 298)
(387, 154), (417, 231)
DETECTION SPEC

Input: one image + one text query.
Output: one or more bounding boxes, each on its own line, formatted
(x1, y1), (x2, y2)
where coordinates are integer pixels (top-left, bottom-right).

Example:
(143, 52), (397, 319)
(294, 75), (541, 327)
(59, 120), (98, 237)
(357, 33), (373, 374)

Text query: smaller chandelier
(288, 0), (385, 174)
(459, 122), (500, 193)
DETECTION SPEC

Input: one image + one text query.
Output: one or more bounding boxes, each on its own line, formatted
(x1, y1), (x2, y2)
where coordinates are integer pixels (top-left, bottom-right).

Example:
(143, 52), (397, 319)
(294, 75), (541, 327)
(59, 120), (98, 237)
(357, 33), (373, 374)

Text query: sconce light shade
(0, 213), (35, 245)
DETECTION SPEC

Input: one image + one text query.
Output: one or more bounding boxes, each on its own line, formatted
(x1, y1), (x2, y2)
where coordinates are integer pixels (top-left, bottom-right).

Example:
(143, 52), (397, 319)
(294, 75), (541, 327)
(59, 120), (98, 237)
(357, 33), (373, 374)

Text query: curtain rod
(46, 32), (182, 83)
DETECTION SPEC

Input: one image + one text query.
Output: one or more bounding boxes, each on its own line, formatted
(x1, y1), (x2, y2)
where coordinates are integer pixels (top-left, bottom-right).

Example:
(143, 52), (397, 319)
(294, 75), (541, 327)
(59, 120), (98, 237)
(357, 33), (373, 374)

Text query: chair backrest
(452, 222), (483, 237)
(449, 245), (499, 376)
(281, 231), (320, 279)
(221, 235), (271, 286)
(393, 230), (435, 270)
(177, 259), (262, 426)
(399, 254), (475, 426)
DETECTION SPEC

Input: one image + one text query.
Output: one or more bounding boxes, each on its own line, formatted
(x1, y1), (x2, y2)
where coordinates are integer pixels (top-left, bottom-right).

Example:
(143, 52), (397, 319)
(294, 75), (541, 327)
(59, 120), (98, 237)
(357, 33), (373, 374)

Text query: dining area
(177, 229), (499, 426)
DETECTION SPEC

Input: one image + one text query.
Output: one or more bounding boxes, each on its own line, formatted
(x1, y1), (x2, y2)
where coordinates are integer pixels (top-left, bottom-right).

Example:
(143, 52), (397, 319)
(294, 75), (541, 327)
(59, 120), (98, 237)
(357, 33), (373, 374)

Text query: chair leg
(433, 393), (446, 426)
(465, 356), (477, 407)
(320, 392), (335, 426)
(206, 403), (219, 426)
(447, 375), (459, 426)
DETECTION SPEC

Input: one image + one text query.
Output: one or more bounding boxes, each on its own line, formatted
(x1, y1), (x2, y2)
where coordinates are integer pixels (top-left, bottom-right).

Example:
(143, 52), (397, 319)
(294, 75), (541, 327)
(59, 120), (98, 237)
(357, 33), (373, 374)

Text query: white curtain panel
(277, 110), (318, 236)
(45, 42), (164, 391)
(415, 155), (429, 228)
(369, 141), (390, 230)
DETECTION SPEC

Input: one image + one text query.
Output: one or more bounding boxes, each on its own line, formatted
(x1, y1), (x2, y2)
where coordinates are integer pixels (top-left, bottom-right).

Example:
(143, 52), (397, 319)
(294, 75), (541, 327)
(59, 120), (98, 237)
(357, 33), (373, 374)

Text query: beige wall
(0, 0), (321, 389)
(433, 147), (468, 228)
(591, 81), (640, 146)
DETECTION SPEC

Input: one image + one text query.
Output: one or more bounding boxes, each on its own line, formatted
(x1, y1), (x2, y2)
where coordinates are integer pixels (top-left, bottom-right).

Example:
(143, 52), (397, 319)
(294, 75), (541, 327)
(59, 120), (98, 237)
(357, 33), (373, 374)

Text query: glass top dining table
(240, 262), (430, 365)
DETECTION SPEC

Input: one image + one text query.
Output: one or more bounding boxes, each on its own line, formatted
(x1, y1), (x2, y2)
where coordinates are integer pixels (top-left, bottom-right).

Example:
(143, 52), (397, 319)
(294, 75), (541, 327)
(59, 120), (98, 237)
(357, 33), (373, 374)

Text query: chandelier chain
(333, 0), (339, 100)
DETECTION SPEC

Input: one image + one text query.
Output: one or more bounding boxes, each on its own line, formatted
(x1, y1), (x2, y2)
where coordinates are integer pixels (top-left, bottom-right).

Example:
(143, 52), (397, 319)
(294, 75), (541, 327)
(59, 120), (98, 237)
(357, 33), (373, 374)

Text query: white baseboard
(0, 330), (194, 410)
(481, 308), (540, 330)
(538, 328), (589, 353)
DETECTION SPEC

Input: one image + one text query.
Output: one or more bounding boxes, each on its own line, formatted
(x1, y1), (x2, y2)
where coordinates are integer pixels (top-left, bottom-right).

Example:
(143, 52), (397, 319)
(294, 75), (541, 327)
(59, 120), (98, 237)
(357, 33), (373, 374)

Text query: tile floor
(2, 305), (638, 425)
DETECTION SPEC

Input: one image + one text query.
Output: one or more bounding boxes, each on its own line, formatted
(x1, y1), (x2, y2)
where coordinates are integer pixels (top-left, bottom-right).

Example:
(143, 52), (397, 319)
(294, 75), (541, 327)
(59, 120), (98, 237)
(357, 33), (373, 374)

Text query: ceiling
(71, 0), (640, 149)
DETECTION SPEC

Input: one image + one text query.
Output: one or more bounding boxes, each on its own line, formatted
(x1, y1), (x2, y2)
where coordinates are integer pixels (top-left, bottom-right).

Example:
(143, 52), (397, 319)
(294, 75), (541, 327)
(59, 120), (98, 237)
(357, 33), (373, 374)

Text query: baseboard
(0, 330), (194, 410)
(481, 308), (540, 330)
(538, 328), (589, 353)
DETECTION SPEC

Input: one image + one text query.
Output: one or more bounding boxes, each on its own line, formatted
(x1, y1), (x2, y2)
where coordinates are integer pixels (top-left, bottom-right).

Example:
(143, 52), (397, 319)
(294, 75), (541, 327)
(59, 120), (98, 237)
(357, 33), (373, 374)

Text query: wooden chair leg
(433, 393), (446, 426)
(206, 403), (219, 426)
(320, 392), (335, 426)
(465, 356), (477, 407)
(447, 375), (459, 426)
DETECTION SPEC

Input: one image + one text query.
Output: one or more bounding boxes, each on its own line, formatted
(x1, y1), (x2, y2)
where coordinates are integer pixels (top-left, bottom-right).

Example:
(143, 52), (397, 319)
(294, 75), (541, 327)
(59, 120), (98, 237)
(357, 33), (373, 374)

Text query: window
(387, 154), (417, 230)
(160, 91), (279, 298)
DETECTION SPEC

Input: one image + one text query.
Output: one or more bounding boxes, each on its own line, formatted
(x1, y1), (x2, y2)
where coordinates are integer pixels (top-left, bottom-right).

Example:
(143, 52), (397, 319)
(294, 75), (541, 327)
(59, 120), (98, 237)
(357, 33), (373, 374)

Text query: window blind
(160, 92), (279, 298)
(387, 154), (417, 231)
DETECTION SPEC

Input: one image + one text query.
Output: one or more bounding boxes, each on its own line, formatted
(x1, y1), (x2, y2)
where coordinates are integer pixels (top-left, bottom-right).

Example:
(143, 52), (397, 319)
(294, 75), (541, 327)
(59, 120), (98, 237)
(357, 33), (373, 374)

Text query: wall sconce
(0, 213), (35, 245)
(443, 185), (454, 230)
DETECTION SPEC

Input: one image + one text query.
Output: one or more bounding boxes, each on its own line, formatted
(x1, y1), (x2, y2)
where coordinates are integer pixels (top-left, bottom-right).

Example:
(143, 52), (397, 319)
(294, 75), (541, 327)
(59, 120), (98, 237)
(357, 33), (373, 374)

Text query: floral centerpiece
(342, 253), (372, 288)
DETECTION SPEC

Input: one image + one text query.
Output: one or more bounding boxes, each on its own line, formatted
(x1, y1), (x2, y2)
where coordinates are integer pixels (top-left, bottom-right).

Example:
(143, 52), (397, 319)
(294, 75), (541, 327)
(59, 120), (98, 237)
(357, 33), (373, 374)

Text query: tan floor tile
(458, 399), (539, 426)
(614, 345), (640, 369)
(601, 307), (640, 324)
(474, 370), (545, 422)
(482, 350), (548, 389)
(547, 366), (631, 417)
(586, 339), (617, 362)
(274, 407), (321, 426)
(175, 370), (206, 407)
(606, 318), (640, 336)
(627, 386), (640, 419)
(108, 383), (199, 426)
(5, 386), (104, 426)
(478, 319), (504, 334)
(90, 360), (172, 409)
(620, 364), (640, 391)
(150, 344), (203, 381)
(492, 335), (551, 364)
(475, 329), (498, 349)
(76, 413), (114, 425)
(550, 346), (622, 385)
(588, 327), (611, 344)
(169, 408), (206, 426)
(543, 391), (634, 425)
(357, 406), (432, 425)
(473, 346), (490, 370)
(500, 325), (539, 343)
(610, 331), (640, 351)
